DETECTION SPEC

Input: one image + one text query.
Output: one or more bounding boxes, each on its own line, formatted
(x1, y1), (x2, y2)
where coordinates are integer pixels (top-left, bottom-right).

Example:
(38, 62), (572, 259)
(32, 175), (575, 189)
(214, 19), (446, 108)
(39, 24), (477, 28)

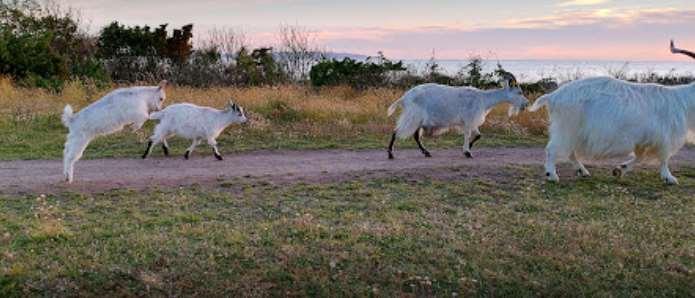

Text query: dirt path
(1, 147), (694, 194)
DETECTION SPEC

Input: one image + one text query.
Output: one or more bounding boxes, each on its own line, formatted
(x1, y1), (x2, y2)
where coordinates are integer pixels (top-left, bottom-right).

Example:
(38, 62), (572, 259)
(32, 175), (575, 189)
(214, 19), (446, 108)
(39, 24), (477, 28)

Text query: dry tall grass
(0, 77), (548, 137)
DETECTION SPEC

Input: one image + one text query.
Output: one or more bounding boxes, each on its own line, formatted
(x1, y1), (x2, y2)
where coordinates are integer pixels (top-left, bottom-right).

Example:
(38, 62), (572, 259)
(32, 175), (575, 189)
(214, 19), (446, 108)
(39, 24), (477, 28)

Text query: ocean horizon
(400, 59), (695, 83)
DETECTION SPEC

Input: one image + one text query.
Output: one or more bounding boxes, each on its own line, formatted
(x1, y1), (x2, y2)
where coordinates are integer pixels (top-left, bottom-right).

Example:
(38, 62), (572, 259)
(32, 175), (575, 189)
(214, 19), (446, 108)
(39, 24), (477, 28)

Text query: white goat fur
(61, 81), (168, 182)
(143, 102), (247, 159)
(387, 83), (529, 156)
(528, 76), (695, 184)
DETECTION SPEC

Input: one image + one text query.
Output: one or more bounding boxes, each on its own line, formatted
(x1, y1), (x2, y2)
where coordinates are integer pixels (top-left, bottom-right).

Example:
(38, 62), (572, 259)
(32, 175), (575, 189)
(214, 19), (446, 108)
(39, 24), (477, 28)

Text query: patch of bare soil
(1, 148), (693, 194)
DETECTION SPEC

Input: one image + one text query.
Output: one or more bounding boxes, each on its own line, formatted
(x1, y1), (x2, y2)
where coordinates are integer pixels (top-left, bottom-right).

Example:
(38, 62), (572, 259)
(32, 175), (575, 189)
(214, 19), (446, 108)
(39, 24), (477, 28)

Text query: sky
(63, 0), (695, 61)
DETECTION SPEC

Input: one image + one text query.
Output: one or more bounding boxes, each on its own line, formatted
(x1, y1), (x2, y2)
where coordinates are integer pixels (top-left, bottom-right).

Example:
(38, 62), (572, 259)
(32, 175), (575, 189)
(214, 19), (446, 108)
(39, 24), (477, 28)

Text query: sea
(401, 59), (695, 83)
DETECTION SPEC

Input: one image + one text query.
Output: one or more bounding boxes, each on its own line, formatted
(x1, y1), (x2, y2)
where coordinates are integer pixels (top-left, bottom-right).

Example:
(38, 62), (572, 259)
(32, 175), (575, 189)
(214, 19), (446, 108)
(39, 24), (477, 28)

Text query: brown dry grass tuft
(0, 77), (548, 135)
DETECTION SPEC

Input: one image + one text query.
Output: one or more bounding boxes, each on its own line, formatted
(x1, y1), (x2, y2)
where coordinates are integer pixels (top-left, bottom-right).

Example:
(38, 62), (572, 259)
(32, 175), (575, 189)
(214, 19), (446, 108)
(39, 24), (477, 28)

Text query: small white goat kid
(142, 101), (248, 160)
(529, 77), (695, 184)
(387, 80), (529, 159)
(62, 81), (168, 183)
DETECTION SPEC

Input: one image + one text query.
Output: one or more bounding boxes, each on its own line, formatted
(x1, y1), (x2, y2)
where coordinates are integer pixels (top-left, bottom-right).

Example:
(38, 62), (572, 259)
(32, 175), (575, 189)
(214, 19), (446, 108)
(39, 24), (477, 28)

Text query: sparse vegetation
(1, 167), (693, 296)
(2, 1), (694, 296)
(0, 77), (547, 160)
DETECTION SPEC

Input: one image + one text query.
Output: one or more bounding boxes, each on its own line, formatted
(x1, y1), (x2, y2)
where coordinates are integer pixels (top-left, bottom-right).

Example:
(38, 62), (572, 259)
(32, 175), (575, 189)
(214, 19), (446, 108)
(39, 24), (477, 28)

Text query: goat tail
(387, 96), (405, 117)
(394, 108), (423, 139)
(61, 105), (74, 128)
(528, 94), (551, 112)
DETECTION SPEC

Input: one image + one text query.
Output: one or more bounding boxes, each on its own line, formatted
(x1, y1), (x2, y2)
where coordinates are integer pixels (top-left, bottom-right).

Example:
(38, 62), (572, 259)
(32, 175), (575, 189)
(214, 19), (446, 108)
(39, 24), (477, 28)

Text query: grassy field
(0, 78), (547, 160)
(2, 79), (694, 296)
(1, 166), (694, 296)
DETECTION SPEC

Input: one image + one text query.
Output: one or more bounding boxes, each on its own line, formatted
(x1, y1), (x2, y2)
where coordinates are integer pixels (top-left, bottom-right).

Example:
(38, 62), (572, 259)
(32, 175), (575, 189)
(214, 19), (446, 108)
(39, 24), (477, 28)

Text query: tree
(233, 47), (285, 86)
(277, 25), (321, 82)
(0, 0), (106, 88)
(97, 22), (193, 82)
(97, 22), (192, 63)
(166, 24), (193, 65)
(199, 27), (247, 62)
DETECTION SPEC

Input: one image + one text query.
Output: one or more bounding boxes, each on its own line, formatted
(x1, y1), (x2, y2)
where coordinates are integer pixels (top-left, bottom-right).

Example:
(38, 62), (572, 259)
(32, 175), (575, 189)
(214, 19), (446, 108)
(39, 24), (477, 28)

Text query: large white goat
(387, 79), (529, 159)
(529, 76), (695, 184)
(61, 81), (168, 183)
(142, 101), (248, 160)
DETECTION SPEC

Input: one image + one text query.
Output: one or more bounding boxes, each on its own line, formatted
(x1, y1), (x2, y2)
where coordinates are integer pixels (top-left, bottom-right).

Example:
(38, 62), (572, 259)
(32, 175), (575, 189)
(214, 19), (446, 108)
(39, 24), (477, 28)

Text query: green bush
(310, 53), (406, 89)
(232, 47), (286, 86)
(0, 0), (108, 89)
(97, 22), (193, 83)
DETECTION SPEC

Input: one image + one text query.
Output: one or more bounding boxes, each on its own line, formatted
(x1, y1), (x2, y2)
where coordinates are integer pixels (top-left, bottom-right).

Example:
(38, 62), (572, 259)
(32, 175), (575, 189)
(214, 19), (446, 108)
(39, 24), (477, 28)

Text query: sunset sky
(66, 0), (695, 61)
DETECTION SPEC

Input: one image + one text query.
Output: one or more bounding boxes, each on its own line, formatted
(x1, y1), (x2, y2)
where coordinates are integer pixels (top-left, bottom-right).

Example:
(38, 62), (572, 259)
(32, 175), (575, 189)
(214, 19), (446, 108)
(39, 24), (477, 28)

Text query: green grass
(0, 115), (545, 160)
(1, 166), (694, 296)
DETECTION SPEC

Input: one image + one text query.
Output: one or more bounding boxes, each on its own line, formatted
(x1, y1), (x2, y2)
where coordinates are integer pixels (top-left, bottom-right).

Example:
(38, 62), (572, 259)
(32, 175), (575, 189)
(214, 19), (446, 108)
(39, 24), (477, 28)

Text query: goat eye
(159, 97), (164, 101)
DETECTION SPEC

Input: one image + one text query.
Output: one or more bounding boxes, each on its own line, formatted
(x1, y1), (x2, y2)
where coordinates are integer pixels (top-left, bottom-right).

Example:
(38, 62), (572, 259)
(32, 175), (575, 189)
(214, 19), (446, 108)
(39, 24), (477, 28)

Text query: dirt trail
(1, 147), (694, 194)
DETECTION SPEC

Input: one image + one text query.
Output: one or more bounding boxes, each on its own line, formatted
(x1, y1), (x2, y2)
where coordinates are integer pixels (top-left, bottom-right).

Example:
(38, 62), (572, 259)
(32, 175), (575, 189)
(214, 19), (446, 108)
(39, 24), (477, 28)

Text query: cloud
(502, 7), (695, 29)
(557, 0), (609, 7)
(310, 8), (695, 60)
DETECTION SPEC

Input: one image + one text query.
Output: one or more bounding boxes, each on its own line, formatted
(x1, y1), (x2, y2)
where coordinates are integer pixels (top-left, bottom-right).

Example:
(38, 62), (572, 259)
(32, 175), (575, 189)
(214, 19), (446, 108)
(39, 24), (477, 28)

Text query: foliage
(0, 0), (107, 89)
(310, 52), (406, 89)
(97, 21), (193, 83)
(395, 56), (523, 90)
(98, 21), (193, 64)
(232, 47), (286, 86)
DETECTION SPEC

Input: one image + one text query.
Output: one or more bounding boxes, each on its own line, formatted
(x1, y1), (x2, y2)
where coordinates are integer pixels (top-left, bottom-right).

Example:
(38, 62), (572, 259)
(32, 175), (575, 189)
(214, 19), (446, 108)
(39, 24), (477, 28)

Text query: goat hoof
(576, 169), (590, 177)
(546, 172), (559, 182)
(464, 152), (472, 159)
(388, 153), (394, 160)
(663, 176), (679, 185)
(184, 151), (190, 160)
(215, 155), (224, 161)
(424, 152), (432, 158)
(612, 168), (623, 177)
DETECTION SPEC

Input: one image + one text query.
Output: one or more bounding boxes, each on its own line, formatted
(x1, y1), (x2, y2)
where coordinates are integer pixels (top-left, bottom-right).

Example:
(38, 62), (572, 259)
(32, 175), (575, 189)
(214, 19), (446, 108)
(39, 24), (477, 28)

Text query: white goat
(387, 80), (529, 159)
(61, 81), (168, 183)
(142, 101), (248, 160)
(528, 76), (695, 184)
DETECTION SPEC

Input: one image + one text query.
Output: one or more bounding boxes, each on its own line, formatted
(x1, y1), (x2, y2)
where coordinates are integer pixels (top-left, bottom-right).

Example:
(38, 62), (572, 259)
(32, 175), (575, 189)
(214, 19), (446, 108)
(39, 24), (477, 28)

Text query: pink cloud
(303, 8), (695, 60)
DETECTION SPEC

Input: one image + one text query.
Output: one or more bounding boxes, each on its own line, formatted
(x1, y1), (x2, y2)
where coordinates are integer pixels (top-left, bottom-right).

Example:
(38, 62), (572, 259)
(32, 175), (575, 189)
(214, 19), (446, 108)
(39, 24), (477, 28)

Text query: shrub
(0, 0), (107, 89)
(97, 22), (193, 83)
(310, 52), (406, 89)
(232, 47), (286, 86)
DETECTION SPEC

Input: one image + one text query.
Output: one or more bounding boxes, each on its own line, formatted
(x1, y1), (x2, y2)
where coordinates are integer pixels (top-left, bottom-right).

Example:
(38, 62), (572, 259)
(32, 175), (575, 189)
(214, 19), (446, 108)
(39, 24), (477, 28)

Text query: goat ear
(158, 80), (168, 90)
